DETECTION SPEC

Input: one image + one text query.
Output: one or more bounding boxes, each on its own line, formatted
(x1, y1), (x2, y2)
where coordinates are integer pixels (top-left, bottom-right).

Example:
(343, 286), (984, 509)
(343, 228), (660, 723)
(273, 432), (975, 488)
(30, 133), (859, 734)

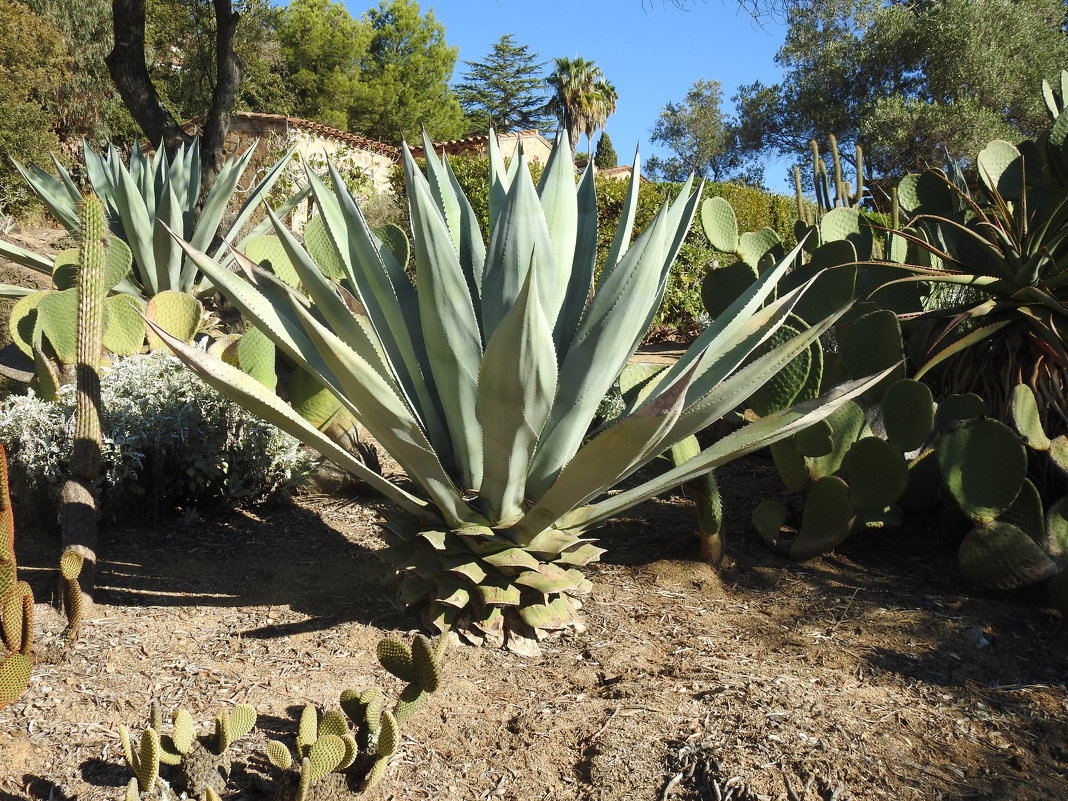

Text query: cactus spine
(59, 193), (108, 622)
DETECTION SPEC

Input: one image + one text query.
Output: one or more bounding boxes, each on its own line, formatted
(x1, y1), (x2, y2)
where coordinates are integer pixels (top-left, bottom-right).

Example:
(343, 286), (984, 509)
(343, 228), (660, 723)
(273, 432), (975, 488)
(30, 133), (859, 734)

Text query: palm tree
(546, 57), (616, 160)
(582, 79), (617, 160)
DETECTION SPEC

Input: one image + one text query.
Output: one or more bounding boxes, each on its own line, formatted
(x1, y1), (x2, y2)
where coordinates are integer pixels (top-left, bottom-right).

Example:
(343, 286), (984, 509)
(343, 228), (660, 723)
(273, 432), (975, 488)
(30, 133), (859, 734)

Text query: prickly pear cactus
(118, 702), (258, 798)
(0, 444), (34, 709)
(264, 633), (448, 800)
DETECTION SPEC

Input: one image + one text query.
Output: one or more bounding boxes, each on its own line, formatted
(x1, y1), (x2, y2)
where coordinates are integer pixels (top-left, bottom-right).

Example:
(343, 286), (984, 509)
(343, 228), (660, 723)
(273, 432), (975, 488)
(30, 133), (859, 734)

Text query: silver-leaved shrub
(0, 352), (316, 520)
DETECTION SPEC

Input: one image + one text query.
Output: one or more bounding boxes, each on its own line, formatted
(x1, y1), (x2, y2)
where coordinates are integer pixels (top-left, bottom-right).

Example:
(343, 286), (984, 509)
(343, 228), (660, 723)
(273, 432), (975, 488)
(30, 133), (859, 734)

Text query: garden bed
(2, 454), (1066, 801)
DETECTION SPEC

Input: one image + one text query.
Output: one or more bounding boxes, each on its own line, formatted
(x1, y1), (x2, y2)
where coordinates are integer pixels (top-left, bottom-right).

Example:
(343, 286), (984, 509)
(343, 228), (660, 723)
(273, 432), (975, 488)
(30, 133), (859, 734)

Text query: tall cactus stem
(891, 186), (900, 231)
(59, 193), (108, 620)
(853, 144), (865, 207)
(793, 166), (807, 224)
(829, 134), (844, 207)
(809, 140), (824, 215)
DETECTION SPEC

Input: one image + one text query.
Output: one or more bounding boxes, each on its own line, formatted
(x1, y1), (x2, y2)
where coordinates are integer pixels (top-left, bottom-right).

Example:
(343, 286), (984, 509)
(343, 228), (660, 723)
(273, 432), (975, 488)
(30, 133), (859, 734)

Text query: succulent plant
(879, 74), (1068, 431)
(941, 384), (1068, 608)
(119, 702), (257, 798)
(0, 444), (34, 709)
(264, 633), (446, 799)
(0, 138), (305, 299)
(150, 130), (886, 654)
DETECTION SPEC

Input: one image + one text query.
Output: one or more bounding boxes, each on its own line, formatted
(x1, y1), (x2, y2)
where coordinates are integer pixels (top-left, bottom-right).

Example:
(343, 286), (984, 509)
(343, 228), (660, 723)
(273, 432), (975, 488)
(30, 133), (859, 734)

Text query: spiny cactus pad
(145, 291), (203, 352)
(699, 196), (739, 253)
(306, 735), (348, 782)
(266, 739), (293, 771)
(317, 711), (349, 739)
(844, 437), (909, 512)
(790, 476), (855, 561)
(171, 709), (194, 753)
(392, 682), (428, 726)
(376, 710), (399, 757)
(376, 637), (416, 683)
(1011, 384), (1051, 451)
(882, 379), (934, 453)
(410, 634), (441, 693)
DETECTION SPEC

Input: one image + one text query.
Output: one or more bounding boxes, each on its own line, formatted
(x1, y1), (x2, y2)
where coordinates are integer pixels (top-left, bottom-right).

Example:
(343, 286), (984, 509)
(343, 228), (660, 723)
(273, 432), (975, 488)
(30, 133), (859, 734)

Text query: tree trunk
(200, 0), (244, 186)
(105, 0), (190, 156)
(106, 0), (243, 191)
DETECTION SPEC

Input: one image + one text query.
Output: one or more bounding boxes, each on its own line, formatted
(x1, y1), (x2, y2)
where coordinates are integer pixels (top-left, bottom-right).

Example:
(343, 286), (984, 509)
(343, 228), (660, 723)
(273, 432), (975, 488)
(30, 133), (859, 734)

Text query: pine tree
(454, 34), (551, 134)
(593, 132), (618, 169)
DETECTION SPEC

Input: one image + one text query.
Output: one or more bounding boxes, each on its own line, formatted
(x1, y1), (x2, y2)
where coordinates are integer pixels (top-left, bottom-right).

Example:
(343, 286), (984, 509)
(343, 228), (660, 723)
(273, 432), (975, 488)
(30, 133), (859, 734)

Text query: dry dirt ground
(1, 454), (1066, 801)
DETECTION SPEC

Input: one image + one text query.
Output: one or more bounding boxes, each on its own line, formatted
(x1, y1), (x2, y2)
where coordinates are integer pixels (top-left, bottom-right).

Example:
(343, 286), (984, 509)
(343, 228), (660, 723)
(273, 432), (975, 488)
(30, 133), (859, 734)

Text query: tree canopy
(0, 0), (67, 216)
(347, 0), (466, 143)
(734, 0), (1068, 180)
(275, 0), (365, 128)
(646, 78), (761, 185)
(454, 34), (551, 134)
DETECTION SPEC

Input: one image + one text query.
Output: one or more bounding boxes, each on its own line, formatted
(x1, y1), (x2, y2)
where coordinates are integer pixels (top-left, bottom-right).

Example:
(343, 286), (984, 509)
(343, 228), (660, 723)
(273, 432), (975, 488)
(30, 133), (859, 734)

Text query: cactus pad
(819, 207), (872, 257)
(233, 325), (277, 390)
(1046, 497), (1068, 560)
(0, 651), (32, 708)
(376, 710), (399, 757)
(793, 420), (834, 458)
(376, 637), (416, 683)
(844, 437), (909, 512)
(134, 728), (161, 791)
(977, 140), (1024, 200)
(297, 705), (318, 757)
(939, 418), (1026, 524)
(410, 634), (441, 693)
(145, 291), (203, 352)
(699, 197), (739, 253)
(790, 476), (855, 561)
(243, 235), (301, 289)
(882, 379), (934, 453)
(303, 215), (347, 280)
(746, 321), (812, 417)
(700, 260), (759, 320)
(361, 755), (389, 791)
(317, 710), (349, 739)
(103, 295), (148, 357)
(958, 522), (1060, 590)
(751, 499), (788, 546)
(306, 734), (347, 782)
(266, 739), (293, 771)
(737, 228), (781, 270)
(227, 703), (257, 744)
(374, 223), (411, 270)
(37, 288), (79, 364)
(393, 681), (428, 726)
(1011, 384), (1051, 451)
(835, 309), (903, 399)
(934, 393), (987, 434)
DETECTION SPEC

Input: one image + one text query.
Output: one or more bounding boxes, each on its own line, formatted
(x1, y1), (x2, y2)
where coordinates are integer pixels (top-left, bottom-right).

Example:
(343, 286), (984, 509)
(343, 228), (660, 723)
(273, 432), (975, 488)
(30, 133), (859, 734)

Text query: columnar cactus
(0, 444), (34, 709)
(59, 192), (109, 616)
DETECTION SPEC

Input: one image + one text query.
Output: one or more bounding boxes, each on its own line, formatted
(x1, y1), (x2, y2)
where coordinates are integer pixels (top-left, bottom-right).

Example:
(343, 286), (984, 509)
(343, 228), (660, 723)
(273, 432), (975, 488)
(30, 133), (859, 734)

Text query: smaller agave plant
(0, 138), (304, 300)
(151, 130), (888, 654)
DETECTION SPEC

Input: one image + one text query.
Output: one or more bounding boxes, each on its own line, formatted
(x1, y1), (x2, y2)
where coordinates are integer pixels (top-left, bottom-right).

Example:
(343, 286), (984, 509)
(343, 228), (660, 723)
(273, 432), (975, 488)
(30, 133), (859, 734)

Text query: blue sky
(344, 0), (794, 188)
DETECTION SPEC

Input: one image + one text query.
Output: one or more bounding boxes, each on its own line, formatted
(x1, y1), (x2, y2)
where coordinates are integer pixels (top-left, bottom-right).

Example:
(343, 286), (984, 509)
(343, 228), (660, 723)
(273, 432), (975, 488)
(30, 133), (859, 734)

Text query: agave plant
(149, 131), (885, 654)
(0, 138), (305, 300)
